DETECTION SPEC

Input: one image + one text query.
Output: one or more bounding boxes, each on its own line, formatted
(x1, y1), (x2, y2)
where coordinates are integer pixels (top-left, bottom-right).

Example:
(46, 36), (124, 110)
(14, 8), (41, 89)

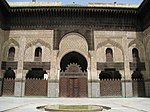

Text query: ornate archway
(59, 51), (88, 97)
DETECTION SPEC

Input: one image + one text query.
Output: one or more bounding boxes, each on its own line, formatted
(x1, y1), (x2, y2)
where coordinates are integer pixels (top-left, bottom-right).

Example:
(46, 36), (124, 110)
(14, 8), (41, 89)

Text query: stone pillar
(48, 80), (59, 97)
(88, 51), (100, 97)
(122, 36), (133, 97)
(143, 38), (150, 97)
(122, 80), (133, 97)
(48, 50), (59, 97)
(144, 48), (150, 96)
(0, 78), (2, 96)
(144, 58), (150, 96)
(0, 61), (2, 96)
(145, 79), (150, 97)
(14, 37), (26, 97)
(0, 29), (4, 96)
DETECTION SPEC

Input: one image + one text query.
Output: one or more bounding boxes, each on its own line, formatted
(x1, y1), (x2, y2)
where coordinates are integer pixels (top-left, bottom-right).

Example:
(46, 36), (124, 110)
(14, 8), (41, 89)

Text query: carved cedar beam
(6, 7), (137, 30)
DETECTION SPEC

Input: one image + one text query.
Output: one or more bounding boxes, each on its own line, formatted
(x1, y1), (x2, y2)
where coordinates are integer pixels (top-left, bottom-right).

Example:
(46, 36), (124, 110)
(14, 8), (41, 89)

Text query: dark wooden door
(59, 63), (88, 97)
(60, 77), (88, 97)
(68, 78), (79, 97)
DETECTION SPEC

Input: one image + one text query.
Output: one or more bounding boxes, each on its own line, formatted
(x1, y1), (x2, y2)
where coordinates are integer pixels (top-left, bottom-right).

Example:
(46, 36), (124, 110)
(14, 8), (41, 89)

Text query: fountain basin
(37, 105), (111, 111)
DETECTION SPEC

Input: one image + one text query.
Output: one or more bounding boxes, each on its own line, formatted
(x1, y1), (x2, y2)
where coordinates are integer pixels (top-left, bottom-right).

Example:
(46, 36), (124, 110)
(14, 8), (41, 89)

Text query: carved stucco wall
(143, 26), (150, 96)
(96, 39), (123, 62)
(0, 29), (149, 80)
(24, 39), (52, 62)
(94, 30), (146, 80)
(57, 33), (90, 80)
(58, 33), (89, 63)
(145, 26), (150, 61)
(0, 28), (5, 78)
(128, 38), (145, 62)
(94, 31), (125, 63)
(0, 29), (4, 61)
(3, 30), (54, 62)
(94, 31), (146, 63)
(1, 38), (19, 61)
(144, 26), (150, 79)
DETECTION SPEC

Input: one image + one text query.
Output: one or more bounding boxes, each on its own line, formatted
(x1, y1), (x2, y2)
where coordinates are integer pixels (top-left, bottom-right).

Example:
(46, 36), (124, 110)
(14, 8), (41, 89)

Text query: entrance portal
(59, 52), (88, 97)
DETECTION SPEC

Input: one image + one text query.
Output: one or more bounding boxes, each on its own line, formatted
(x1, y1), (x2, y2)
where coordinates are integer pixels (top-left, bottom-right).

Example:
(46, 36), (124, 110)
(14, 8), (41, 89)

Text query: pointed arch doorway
(59, 51), (88, 97)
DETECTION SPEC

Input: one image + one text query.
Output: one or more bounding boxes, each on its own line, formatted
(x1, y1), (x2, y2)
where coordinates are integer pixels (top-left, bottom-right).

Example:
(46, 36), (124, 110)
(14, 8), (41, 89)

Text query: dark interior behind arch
(60, 52), (87, 72)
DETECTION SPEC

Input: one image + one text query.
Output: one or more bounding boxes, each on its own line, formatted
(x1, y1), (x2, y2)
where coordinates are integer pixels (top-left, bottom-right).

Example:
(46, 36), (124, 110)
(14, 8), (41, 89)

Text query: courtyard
(0, 97), (149, 112)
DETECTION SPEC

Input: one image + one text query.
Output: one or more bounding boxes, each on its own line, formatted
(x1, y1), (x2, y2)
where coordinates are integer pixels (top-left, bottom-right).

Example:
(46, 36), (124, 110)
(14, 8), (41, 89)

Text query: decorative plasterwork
(25, 39), (51, 51)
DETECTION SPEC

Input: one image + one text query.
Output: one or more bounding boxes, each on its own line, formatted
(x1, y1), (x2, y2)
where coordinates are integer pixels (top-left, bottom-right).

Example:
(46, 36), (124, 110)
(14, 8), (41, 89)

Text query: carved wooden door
(68, 78), (79, 97)
(60, 63), (88, 97)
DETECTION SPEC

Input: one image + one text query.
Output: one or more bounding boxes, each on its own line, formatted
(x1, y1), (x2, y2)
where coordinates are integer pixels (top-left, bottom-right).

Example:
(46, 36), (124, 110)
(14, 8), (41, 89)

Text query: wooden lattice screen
(2, 78), (15, 96)
(100, 79), (122, 96)
(25, 79), (48, 96)
(132, 80), (145, 97)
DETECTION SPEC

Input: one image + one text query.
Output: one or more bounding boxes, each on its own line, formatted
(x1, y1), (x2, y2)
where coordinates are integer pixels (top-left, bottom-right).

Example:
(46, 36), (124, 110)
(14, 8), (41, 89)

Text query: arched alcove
(8, 47), (15, 61)
(34, 47), (42, 61)
(106, 48), (113, 62)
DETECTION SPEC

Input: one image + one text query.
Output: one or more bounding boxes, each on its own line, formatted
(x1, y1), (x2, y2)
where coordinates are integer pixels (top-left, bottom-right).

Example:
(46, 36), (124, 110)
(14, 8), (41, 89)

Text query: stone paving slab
(0, 97), (150, 112)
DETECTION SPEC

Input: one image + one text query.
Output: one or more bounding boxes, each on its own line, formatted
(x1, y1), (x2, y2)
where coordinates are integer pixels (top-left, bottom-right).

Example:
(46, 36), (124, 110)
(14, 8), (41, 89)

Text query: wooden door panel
(60, 77), (87, 97)
(68, 78), (79, 97)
